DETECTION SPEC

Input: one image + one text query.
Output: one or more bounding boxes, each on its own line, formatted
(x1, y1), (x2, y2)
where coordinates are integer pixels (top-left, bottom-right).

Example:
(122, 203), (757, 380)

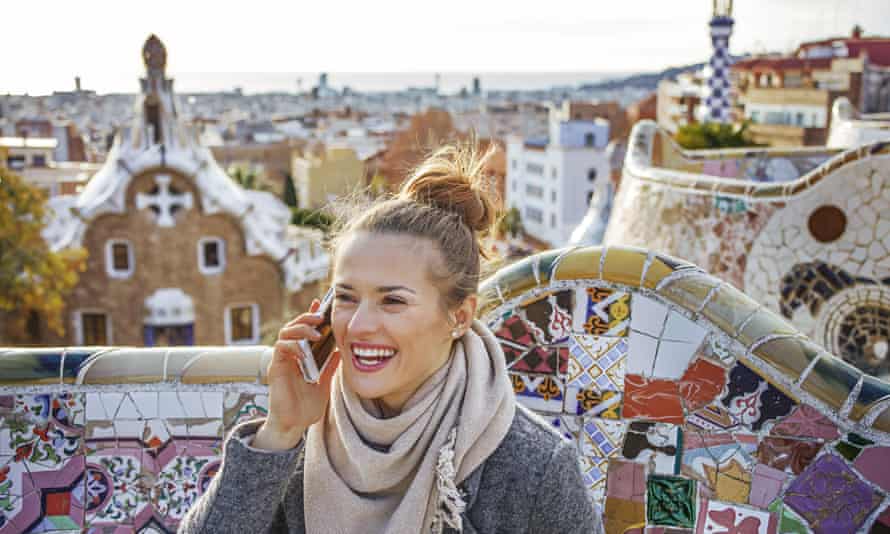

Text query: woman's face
(331, 231), (467, 414)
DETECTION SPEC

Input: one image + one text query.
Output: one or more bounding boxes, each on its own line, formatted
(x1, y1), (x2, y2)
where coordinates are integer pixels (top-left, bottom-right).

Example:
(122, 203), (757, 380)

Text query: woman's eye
(335, 294), (356, 303)
(383, 297), (405, 305)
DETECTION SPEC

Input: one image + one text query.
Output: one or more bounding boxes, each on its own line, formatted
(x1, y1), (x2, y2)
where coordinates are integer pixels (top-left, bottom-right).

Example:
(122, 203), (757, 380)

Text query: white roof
(0, 137), (58, 149)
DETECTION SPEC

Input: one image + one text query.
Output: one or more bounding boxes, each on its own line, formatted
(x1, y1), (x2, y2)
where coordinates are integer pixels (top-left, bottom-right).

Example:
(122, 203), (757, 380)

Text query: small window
(550, 213), (557, 228)
(551, 167), (557, 179)
(587, 191), (595, 205)
(511, 159), (518, 169)
(226, 304), (259, 344)
(588, 169), (597, 182)
(584, 133), (595, 147)
(198, 237), (226, 275)
(551, 190), (557, 203)
(31, 154), (47, 167)
(76, 311), (110, 345)
(105, 240), (134, 279)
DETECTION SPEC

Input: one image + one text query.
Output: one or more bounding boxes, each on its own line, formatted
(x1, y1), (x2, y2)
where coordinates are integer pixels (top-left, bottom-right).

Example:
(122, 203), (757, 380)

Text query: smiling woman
(178, 142), (603, 534)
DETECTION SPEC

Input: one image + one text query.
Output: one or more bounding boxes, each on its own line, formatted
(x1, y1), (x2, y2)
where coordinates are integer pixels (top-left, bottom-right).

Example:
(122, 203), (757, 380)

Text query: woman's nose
(347, 303), (379, 335)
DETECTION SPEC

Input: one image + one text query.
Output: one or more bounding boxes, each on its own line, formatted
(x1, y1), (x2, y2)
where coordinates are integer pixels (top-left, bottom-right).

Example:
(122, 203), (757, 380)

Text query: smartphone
(296, 288), (336, 383)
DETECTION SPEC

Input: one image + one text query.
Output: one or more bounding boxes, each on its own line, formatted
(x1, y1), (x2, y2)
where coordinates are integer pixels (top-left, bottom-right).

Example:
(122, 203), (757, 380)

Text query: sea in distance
(21, 71), (633, 96)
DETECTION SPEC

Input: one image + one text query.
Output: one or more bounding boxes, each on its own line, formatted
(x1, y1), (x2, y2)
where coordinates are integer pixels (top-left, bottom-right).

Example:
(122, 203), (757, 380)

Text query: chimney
(75, 76), (81, 92)
(852, 25), (863, 39)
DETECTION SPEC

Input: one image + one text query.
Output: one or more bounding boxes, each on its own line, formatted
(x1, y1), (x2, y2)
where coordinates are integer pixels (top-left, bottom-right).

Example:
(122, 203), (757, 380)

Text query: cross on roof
(136, 174), (193, 227)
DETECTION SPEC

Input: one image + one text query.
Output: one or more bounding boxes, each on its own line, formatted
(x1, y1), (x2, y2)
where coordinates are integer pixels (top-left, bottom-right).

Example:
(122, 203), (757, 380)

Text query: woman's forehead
(334, 232), (440, 287)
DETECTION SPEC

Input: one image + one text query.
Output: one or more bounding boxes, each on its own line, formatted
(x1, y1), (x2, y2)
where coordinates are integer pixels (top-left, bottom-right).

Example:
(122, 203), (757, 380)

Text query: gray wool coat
(178, 404), (604, 534)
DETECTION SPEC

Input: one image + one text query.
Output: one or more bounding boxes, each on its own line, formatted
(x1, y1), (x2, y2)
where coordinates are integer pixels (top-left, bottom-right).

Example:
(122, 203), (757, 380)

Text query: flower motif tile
(783, 453), (882, 534)
(622, 422), (680, 475)
(695, 500), (777, 534)
(563, 387), (621, 419)
(623, 375), (685, 424)
(85, 450), (152, 527)
(719, 363), (796, 432)
(647, 475), (697, 528)
(510, 373), (565, 414)
(563, 335), (627, 391)
(574, 287), (630, 337)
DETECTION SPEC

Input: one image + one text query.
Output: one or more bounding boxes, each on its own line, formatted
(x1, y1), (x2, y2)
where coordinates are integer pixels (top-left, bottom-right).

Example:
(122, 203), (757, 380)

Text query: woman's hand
(254, 299), (341, 451)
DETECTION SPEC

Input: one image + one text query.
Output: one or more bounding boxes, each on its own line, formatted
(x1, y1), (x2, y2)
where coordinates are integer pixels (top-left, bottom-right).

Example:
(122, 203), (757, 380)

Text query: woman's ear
(454, 295), (478, 333)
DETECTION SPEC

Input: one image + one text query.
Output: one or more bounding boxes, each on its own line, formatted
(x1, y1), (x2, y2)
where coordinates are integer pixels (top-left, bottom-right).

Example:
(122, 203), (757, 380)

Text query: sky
(5, 0), (890, 95)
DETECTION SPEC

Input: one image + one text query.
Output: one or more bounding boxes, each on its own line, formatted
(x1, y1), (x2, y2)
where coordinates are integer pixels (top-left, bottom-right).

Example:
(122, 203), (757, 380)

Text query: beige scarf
(303, 319), (516, 534)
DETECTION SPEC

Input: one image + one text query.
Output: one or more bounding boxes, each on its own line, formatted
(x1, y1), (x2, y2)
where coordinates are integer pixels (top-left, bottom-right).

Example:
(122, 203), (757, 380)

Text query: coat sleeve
(527, 439), (605, 534)
(177, 419), (302, 534)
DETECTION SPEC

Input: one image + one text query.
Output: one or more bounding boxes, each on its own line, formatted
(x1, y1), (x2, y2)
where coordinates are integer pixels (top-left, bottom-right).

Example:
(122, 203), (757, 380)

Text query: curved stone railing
(828, 96), (890, 149)
(2, 246), (890, 532)
(609, 120), (890, 377)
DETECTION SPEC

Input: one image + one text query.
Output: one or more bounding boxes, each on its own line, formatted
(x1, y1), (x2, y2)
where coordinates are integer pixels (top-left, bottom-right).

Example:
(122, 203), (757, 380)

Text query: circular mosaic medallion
(807, 205), (847, 243)
(817, 286), (890, 377)
(85, 466), (112, 512)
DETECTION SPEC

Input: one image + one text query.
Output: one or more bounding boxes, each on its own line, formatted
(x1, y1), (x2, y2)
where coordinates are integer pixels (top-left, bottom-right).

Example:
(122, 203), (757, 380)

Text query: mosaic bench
(2, 245), (890, 533)
(606, 121), (890, 377)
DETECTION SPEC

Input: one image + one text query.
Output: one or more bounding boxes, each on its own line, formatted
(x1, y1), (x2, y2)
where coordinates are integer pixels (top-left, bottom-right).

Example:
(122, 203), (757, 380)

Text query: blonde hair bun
(398, 142), (498, 235)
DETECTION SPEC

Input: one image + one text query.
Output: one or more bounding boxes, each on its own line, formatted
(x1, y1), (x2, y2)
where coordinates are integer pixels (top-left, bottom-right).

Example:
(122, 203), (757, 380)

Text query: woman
(179, 143), (602, 534)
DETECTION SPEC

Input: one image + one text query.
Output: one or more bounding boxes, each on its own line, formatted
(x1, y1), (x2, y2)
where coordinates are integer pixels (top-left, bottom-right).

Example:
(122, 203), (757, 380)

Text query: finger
(309, 298), (320, 313)
(284, 310), (324, 329)
(274, 339), (305, 362)
(278, 323), (322, 341)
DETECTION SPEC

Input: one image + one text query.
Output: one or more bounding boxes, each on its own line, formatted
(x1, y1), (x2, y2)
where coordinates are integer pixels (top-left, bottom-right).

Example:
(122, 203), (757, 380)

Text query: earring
(451, 329), (461, 339)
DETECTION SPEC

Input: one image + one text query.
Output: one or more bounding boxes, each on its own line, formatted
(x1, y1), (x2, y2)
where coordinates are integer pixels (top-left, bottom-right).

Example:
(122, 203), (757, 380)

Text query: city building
(292, 144), (365, 209)
(656, 70), (707, 133)
(35, 35), (327, 347)
(505, 104), (611, 247)
(732, 28), (890, 146)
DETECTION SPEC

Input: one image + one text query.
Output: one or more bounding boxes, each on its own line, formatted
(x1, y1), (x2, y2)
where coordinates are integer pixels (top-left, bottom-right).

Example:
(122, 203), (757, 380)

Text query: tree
(497, 206), (524, 238)
(0, 168), (86, 342)
(282, 172), (298, 207)
(675, 121), (764, 150)
(290, 207), (334, 233)
(379, 108), (460, 189)
(228, 165), (271, 192)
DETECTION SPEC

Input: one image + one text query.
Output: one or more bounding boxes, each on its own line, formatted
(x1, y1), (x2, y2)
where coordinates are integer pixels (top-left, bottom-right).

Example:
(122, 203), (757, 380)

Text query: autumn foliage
(0, 167), (86, 342)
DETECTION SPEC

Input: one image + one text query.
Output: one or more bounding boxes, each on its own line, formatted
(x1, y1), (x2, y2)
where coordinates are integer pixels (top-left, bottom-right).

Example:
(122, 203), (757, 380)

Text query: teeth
(353, 346), (395, 358)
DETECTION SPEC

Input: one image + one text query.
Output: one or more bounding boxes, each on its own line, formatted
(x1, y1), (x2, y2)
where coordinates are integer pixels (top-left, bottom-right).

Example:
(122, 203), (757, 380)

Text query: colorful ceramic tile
(564, 335), (627, 391)
(767, 500), (810, 534)
(679, 358), (726, 412)
(647, 475), (697, 528)
(511, 345), (568, 376)
(564, 387), (622, 418)
(682, 432), (758, 499)
(749, 464), (787, 508)
(85, 450), (152, 528)
(223, 392), (269, 431)
(871, 507), (890, 534)
(510, 373), (565, 414)
(770, 404), (840, 441)
(623, 375), (685, 424)
(622, 422), (680, 475)
(630, 295), (669, 337)
(579, 418), (626, 459)
(651, 312), (708, 380)
(494, 315), (541, 365)
(686, 403), (740, 432)
(0, 454), (86, 533)
(574, 287), (630, 337)
(800, 356), (860, 411)
(579, 457), (611, 506)
(720, 363), (796, 432)
(13, 393), (85, 430)
(604, 460), (647, 534)
(835, 432), (874, 461)
(547, 414), (583, 444)
(783, 454), (882, 534)
(627, 330), (660, 376)
(853, 446), (890, 492)
(756, 437), (821, 475)
(695, 500), (777, 534)
(520, 290), (574, 344)
(150, 440), (219, 528)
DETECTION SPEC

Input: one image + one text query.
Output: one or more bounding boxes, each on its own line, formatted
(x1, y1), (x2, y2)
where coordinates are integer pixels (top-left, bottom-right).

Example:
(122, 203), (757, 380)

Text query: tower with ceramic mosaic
(705, 0), (734, 123)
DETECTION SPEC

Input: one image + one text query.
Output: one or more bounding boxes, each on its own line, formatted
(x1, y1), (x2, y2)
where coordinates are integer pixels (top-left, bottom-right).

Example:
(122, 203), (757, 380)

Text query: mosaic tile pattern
(2, 244), (890, 532)
(606, 121), (890, 379)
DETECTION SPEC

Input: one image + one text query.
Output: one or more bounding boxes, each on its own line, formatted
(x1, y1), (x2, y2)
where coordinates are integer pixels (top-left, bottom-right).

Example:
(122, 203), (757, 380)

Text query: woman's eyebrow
(335, 283), (416, 295)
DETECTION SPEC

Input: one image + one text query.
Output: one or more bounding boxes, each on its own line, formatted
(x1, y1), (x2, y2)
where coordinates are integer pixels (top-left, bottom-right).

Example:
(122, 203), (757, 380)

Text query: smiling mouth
(351, 344), (397, 371)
